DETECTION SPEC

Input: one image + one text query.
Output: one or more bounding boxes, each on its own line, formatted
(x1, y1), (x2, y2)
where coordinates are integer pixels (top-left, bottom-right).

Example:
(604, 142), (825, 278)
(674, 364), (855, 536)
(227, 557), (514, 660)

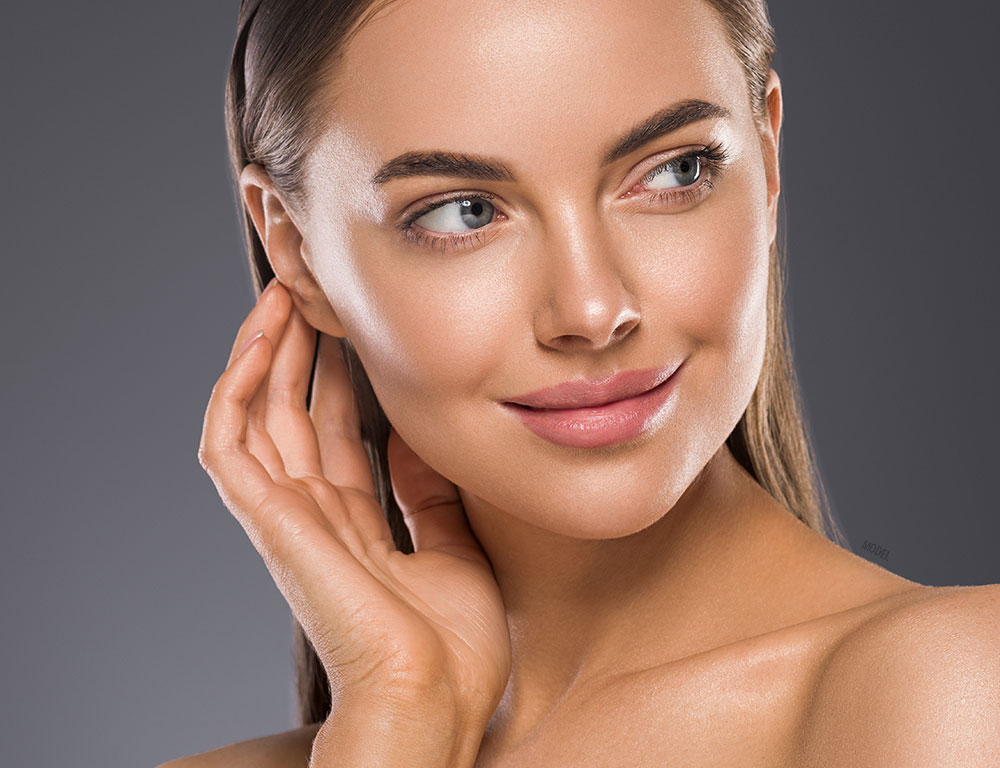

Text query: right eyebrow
(369, 98), (732, 186)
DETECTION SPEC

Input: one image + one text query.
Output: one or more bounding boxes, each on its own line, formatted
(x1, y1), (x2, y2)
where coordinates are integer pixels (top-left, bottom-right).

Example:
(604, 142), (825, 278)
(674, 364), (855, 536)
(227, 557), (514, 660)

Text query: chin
(463, 449), (700, 541)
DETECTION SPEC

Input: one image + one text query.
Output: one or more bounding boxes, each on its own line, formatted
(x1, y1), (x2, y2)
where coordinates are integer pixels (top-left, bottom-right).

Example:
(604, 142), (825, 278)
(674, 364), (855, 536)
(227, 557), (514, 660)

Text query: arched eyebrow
(370, 98), (731, 186)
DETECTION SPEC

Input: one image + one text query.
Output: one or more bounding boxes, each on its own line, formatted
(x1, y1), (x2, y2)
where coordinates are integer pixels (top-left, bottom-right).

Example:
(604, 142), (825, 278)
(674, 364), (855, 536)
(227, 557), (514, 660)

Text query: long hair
(223, 0), (848, 726)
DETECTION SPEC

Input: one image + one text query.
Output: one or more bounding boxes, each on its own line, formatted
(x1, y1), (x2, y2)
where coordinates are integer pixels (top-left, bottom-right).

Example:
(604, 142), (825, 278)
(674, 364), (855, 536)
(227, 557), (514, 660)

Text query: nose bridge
(532, 199), (640, 350)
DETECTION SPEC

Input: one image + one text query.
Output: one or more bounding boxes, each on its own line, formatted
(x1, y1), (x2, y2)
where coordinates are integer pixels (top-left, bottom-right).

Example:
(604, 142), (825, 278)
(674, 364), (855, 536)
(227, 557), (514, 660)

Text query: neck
(459, 443), (804, 742)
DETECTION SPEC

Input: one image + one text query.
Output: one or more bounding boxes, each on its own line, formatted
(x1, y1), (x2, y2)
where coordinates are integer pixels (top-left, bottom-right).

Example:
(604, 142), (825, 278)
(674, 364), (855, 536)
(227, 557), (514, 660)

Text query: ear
(239, 163), (349, 338)
(759, 68), (783, 247)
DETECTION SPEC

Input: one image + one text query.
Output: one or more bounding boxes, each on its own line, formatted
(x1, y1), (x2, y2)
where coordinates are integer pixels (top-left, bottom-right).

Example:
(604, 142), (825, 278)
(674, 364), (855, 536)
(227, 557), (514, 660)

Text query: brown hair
(224, 0), (848, 727)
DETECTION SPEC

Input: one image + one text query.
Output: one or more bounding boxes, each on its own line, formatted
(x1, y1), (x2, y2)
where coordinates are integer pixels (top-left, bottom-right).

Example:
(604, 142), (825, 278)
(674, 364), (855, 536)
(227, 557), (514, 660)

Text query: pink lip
(500, 361), (684, 449)
(504, 363), (681, 409)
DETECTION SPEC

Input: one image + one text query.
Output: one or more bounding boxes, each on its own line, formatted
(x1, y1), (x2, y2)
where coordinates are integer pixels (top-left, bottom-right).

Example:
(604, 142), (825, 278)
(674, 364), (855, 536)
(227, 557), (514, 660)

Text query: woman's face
(294, 0), (779, 538)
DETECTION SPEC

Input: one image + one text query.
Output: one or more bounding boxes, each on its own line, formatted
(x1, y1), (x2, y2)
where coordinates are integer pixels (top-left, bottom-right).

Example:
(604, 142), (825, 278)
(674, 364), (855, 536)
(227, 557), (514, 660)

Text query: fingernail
(238, 330), (265, 358)
(262, 277), (279, 295)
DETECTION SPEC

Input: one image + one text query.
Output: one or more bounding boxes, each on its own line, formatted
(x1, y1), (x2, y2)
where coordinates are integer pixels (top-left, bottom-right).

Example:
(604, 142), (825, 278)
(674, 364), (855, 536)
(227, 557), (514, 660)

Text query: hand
(197, 279), (511, 723)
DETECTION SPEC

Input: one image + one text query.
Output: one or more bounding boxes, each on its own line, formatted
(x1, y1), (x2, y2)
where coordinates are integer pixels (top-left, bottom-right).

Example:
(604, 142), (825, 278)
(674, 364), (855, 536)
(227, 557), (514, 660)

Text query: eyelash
(398, 141), (731, 252)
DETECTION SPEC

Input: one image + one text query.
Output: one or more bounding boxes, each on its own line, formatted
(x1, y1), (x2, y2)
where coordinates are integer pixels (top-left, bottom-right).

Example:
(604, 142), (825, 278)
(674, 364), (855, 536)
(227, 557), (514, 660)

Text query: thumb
(387, 426), (486, 564)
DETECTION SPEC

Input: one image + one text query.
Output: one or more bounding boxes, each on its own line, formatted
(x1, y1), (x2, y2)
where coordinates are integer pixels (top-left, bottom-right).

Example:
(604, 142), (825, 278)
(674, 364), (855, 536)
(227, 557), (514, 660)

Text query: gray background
(1, 1), (996, 765)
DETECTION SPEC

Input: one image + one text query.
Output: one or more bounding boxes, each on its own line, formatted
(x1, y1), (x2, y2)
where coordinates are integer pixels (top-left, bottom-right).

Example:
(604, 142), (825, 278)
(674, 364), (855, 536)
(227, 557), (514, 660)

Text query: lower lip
(501, 364), (683, 449)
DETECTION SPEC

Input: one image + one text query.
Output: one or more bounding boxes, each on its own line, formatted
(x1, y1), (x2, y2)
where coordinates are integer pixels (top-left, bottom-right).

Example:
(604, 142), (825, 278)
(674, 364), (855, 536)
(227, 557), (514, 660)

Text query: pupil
(459, 197), (492, 228)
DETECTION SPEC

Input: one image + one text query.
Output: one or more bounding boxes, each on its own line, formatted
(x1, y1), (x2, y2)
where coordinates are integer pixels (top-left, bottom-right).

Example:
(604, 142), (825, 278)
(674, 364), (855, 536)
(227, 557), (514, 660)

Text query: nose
(532, 208), (641, 353)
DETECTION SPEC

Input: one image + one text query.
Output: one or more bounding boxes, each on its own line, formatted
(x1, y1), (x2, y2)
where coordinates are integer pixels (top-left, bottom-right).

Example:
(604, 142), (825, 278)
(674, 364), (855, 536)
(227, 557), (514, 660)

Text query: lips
(503, 362), (681, 410)
(500, 362), (684, 449)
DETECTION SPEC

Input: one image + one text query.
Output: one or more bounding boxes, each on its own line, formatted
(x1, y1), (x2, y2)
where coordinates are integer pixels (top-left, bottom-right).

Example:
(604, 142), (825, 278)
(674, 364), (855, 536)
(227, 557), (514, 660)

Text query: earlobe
(238, 163), (351, 339)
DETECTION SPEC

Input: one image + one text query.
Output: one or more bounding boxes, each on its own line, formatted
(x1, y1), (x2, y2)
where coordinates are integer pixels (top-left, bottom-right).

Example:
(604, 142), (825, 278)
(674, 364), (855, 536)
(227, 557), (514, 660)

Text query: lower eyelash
(640, 175), (718, 210)
(401, 224), (490, 252)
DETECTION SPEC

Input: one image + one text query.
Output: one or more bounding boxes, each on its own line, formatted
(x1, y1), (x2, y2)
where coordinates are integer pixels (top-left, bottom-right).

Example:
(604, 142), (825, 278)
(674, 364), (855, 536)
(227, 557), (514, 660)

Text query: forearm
(308, 694), (486, 768)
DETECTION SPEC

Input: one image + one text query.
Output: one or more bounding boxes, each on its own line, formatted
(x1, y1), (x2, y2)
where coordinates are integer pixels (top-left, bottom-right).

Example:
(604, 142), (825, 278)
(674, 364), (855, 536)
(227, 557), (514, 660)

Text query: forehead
(305, 0), (748, 202)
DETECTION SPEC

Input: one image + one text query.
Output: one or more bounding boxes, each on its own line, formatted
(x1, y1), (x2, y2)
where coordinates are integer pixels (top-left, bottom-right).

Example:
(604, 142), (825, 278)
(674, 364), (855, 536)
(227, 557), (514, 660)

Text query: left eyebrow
(599, 98), (732, 165)
(369, 98), (732, 186)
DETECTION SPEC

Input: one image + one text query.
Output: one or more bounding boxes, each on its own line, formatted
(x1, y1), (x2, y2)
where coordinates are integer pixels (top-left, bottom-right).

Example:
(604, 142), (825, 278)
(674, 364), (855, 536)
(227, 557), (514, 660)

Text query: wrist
(309, 690), (486, 768)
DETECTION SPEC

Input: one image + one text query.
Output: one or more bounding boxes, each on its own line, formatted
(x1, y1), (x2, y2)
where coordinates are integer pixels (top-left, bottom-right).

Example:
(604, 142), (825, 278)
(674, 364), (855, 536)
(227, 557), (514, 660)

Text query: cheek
(682, 212), (770, 430)
(683, 217), (769, 361)
(626, 180), (771, 375)
(315, 235), (512, 453)
(365, 287), (506, 398)
(619, 183), (771, 449)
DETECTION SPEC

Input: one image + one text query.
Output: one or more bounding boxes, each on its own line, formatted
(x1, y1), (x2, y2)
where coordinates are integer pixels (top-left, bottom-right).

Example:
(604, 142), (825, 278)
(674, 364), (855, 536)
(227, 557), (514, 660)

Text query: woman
(167, 0), (1000, 765)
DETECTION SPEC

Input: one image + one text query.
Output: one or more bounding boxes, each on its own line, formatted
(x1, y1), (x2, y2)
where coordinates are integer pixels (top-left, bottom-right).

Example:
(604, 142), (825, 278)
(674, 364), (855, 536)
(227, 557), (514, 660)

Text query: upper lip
(503, 362), (681, 409)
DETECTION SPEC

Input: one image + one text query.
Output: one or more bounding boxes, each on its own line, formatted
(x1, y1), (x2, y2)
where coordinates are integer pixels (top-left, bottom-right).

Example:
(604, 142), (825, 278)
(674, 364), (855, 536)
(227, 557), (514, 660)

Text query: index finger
(226, 277), (283, 368)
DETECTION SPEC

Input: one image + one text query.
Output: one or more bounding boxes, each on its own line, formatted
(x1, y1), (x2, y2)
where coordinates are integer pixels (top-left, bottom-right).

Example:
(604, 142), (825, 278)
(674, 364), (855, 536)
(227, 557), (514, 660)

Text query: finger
(309, 332), (377, 497)
(309, 335), (395, 547)
(387, 427), (487, 565)
(262, 301), (325, 479)
(226, 276), (280, 368)
(202, 338), (388, 650)
(199, 332), (281, 541)
(243, 283), (294, 480)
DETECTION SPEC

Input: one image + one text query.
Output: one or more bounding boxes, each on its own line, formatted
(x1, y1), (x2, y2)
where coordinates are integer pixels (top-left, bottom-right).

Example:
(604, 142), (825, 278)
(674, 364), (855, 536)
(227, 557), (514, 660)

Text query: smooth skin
(166, 0), (1000, 765)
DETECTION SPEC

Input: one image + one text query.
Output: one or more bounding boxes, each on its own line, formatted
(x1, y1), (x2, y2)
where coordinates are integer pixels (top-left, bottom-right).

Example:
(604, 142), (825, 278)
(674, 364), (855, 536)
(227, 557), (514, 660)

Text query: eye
(414, 195), (497, 233)
(399, 192), (503, 252)
(644, 154), (701, 189)
(628, 141), (730, 208)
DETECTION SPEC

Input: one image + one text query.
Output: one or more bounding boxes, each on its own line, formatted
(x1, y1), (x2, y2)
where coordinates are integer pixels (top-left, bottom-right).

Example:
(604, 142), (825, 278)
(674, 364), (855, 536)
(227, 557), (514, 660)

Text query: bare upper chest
(471, 595), (921, 768)
(475, 653), (811, 767)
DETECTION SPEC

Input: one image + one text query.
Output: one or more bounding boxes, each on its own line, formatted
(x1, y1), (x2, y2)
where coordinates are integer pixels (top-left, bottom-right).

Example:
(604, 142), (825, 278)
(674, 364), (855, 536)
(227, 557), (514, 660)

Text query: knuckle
(196, 444), (209, 466)
(197, 444), (217, 472)
(290, 473), (329, 499)
(260, 508), (307, 560)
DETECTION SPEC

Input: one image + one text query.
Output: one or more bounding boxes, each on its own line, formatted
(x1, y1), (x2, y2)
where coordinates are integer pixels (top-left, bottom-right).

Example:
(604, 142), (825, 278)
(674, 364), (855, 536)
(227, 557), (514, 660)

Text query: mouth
(501, 362), (681, 410)
(507, 375), (672, 411)
(499, 362), (684, 449)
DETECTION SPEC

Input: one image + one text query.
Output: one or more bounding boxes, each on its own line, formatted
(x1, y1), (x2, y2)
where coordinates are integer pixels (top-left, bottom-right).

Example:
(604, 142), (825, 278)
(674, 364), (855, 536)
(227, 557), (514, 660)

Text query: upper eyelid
(636, 143), (726, 182)
(402, 191), (498, 227)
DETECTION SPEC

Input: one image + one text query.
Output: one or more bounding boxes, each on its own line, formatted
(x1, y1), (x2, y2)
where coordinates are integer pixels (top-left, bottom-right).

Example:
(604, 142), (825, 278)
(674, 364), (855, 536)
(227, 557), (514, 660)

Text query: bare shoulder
(155, 722), (323, 768)
(793, 583), (1000, 767)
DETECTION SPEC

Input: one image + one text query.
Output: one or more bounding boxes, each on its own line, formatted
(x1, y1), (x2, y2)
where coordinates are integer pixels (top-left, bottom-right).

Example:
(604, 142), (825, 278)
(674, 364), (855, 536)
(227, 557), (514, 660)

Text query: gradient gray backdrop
(2, 2), (997, 766)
